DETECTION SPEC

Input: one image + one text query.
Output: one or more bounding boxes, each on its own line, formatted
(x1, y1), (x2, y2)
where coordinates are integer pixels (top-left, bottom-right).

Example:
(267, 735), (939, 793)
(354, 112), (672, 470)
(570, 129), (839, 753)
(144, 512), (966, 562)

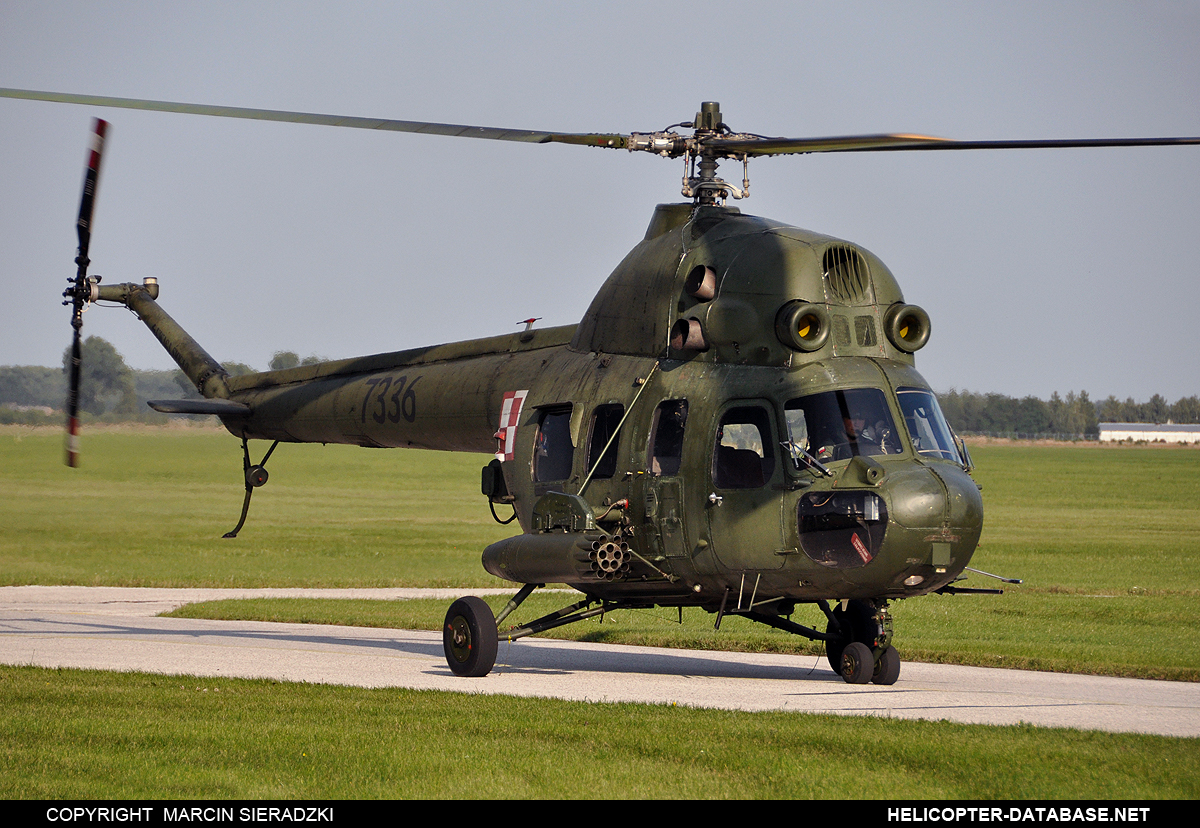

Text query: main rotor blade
(11, 88), (1198, 159)
(711, 134), (953, 155)
(711, 134), (1200, 156)
(0, 88), (628, 148)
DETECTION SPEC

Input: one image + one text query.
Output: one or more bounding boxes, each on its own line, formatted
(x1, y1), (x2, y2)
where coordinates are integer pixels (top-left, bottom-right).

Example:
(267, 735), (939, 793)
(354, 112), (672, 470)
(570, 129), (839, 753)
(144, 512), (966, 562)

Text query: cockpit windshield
(784, 388), (902, 463)
(895, 386), (960, 461)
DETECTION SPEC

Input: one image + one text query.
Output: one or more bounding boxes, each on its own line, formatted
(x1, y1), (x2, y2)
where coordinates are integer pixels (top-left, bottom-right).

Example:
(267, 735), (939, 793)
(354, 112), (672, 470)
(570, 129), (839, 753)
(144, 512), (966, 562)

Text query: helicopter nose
(931, 463), (985, 537)
(886, 463), (982, 532)
(883, 462), (983, 584)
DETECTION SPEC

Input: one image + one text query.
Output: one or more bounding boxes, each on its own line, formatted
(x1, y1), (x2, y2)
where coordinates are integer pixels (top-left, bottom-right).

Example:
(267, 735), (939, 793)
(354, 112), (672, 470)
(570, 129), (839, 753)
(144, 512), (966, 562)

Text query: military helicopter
(5, 88), (1198, 686)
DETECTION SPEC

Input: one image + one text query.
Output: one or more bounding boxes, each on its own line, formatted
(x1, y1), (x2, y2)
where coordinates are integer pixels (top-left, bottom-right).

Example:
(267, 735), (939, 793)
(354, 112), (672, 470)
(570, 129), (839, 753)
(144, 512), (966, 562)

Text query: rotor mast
(683, 102), (750, 205)
(625, 101), (752, 206)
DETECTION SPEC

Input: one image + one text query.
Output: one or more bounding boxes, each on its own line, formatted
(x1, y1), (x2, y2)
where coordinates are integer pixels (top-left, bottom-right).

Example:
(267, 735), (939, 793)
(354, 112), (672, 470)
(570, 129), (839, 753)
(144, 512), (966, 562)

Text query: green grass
(3, 665), (1196, 799)
(968, 445), (1200, 594)
(0, 425), (513, 587)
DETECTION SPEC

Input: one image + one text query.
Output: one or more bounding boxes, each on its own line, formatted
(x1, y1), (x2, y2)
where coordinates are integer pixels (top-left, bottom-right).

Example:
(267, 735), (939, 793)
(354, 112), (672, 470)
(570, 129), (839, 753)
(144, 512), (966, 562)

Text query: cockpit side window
(896, 387), (960, 461)
(785, 388), (902, 463)
(586, 404), (623, 480)
(648, 400), (688, 476)
(533, 406), (574, 482)
(713, 406), (775, 489)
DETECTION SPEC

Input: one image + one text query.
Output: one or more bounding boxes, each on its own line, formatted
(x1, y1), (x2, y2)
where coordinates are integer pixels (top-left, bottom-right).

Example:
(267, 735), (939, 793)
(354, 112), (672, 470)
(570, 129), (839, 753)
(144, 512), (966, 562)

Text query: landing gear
(443, 597), (498, 677)
(872, 645), (901, 686)
(223, 437), (279, 538)
(439, 585), (905, 686)
(823, 599), (876, 673)
(441, 585), (613, 678)
(711, 596), (904, 685)
(839, 641), (873, 684)
(824, 599), (901, 685)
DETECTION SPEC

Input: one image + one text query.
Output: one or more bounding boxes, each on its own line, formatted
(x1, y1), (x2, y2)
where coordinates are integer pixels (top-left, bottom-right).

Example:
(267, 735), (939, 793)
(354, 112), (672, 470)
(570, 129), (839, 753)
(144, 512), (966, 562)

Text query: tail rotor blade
(64, 118), (108, 467)
(65, 326), (82, 467)
(76, 118), (107, 262)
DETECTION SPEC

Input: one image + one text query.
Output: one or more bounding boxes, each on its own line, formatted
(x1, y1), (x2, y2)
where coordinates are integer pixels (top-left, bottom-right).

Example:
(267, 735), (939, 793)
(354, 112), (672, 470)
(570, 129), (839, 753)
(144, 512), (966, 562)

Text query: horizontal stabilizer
(147, 399), (251, 416)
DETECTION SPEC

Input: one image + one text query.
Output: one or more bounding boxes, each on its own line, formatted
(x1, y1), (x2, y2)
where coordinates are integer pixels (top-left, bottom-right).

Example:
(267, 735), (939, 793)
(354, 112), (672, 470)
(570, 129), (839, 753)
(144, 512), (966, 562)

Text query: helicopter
(4, 88), (1199, 686)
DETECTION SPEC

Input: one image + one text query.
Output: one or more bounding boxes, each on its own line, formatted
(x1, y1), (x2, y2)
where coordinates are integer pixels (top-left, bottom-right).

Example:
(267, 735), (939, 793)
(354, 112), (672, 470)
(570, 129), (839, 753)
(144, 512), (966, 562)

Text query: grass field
(0, 424), (513, 587)
(3, 664), (1197, 799)
(2, 426), (1198, 798)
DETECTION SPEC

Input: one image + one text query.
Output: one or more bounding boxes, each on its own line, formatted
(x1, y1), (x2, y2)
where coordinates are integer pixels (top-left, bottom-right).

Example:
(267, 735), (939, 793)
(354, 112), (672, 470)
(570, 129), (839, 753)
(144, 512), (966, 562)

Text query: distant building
(1098, 423), (1200, 443)
(1, 404), (54, 415)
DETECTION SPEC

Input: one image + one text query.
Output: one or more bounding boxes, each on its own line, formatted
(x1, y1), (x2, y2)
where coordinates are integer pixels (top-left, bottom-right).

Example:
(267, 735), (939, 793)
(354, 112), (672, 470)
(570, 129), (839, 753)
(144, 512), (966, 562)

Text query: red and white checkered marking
(494, 390), (528, 461)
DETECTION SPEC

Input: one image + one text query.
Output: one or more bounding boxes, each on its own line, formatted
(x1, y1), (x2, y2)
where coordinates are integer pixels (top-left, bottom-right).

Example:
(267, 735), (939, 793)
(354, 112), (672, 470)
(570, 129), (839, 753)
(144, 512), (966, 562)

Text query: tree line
(0, 337), (315, 424)
(934, 389), (1200, 438)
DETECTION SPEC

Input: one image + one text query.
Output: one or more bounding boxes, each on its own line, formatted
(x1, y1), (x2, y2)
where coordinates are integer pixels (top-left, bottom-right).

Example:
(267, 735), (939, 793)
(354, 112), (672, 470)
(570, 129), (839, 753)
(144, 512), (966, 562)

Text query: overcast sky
(2, 1), (1198, 402)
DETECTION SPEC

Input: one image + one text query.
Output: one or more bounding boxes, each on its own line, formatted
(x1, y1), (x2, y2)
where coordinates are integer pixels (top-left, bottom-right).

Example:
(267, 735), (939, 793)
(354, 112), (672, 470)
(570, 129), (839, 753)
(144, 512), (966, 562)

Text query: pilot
(841, 415), (895, 455)
(814, 421), (849, 461)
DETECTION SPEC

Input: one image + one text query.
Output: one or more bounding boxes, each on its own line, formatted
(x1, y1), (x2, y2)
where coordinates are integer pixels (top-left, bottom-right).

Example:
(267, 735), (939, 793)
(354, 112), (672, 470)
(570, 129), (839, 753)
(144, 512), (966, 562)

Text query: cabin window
(533, 407), (574, 482)
(785, 388), (901, 462)
(713, 406), (775, 489)
(896, 387), (959, 461)
(648, 400), (688, 476)
(586, 404), (623, 480)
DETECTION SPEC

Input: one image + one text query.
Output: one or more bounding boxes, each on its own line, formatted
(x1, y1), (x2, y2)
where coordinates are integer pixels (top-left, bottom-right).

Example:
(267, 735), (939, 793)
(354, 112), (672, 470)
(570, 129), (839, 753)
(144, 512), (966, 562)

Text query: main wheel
(443, 596), (498, 677)
(840, 641), (873, 684)
(872, 645), (901, 685)
(824, 599), (876, 673)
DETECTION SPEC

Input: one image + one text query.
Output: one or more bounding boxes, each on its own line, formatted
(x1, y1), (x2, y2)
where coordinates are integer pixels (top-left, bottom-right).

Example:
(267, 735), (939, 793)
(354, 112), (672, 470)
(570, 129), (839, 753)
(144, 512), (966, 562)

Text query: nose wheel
(872, 644), (901, 685)
(839, 642), (874, 684)
(825, 599), (901, 685)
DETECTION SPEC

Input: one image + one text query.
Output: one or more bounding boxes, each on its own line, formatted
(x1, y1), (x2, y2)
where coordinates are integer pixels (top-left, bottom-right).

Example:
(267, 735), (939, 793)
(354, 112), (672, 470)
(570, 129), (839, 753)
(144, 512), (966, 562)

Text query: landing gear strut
(223, 437), (279, 538)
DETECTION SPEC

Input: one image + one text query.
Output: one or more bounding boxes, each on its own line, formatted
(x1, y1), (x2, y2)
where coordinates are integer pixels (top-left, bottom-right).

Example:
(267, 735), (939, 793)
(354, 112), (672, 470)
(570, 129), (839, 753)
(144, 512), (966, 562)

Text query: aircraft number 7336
(361, 375), (421, 425)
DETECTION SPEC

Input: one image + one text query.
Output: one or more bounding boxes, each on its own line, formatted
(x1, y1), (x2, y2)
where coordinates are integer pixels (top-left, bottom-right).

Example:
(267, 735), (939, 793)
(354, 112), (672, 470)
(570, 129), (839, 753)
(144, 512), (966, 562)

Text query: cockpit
(706, 381), (967, 493)
(702, 377), (972, 573)
(781, 385), (963, 467)
(784, 387), (903, 463)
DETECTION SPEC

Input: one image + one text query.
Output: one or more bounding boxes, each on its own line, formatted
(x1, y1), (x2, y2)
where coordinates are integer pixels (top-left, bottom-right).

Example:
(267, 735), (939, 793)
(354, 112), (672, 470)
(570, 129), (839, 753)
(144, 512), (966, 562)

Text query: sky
(1, 1), (1198, 402)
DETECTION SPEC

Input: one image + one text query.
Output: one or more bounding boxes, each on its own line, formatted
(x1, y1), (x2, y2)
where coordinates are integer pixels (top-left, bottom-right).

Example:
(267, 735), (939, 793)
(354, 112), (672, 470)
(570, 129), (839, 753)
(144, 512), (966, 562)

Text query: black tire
(824, 599), (876, 673)
(840, 642), (873, 684)
(872, 645), (901, 685)
(443, 596), (498, 678)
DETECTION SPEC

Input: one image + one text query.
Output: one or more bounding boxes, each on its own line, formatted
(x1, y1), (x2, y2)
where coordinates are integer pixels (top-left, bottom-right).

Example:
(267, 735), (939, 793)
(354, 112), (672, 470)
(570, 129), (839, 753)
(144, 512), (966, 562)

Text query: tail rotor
(63, 118), (108, 467)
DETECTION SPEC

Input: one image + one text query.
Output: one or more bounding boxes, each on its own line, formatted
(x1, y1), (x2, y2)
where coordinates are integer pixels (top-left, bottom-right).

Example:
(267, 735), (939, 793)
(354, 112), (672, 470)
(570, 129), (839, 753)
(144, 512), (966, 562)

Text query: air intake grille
(822, 245), (871, 304)
(832, 315), (852, 347)
(854, 315), (878, 346)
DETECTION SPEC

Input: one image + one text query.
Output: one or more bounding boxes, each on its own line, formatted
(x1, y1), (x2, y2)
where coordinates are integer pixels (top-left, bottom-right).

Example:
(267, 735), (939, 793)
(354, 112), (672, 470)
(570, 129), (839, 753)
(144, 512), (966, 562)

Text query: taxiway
(2, 586), (1196, 737)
